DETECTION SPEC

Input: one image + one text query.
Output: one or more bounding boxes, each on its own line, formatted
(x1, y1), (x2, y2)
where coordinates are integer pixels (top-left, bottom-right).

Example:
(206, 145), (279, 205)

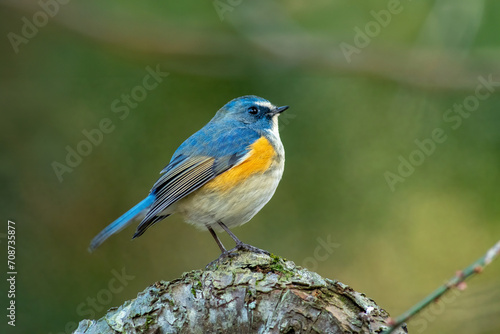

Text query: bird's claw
(205, 243), (269, 269)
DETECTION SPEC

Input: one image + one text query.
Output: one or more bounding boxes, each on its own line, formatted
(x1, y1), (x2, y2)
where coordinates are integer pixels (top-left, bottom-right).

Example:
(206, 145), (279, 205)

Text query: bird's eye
(248, 106), (258, 115)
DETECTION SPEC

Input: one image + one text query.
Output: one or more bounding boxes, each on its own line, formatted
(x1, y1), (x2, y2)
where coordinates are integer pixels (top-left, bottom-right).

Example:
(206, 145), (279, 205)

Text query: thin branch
(382, 240), (500, 334)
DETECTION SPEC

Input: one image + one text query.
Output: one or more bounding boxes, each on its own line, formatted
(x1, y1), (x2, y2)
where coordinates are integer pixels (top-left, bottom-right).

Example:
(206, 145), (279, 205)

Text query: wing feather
(133, 155), (240, 238)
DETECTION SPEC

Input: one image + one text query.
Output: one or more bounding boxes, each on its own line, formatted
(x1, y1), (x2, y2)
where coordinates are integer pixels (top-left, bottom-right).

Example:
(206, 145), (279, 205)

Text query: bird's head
(213, 95), (288, 131)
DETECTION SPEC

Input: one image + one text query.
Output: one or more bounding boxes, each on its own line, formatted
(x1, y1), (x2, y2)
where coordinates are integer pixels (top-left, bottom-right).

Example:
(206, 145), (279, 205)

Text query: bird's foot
(232, 242), (270, 255)
(205, 249), (238, 269)
(205, 243), (270, 269)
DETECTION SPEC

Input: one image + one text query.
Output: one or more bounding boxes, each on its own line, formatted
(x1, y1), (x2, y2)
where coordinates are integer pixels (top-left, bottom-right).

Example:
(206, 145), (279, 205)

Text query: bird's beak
(268, 105), (289, 116)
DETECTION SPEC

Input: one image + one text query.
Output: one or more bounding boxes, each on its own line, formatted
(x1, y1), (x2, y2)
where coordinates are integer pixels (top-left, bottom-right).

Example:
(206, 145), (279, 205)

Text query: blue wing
(132, 126), (260, 238)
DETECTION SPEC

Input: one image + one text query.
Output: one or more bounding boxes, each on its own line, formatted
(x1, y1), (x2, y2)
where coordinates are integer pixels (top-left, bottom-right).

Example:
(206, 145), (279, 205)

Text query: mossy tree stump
(74, 252), (407, 333)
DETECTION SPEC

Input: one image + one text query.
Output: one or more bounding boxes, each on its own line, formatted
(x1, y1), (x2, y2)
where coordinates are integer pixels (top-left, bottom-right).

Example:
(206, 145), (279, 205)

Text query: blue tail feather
(88, 194), (155, 252)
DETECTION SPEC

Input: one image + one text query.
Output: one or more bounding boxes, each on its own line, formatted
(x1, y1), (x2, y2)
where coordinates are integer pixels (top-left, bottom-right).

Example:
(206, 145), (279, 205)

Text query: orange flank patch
(205, 136), (276, 191)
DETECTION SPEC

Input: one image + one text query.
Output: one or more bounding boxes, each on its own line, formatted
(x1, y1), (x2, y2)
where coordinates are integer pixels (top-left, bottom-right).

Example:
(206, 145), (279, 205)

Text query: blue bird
(89, 95), (288, 258)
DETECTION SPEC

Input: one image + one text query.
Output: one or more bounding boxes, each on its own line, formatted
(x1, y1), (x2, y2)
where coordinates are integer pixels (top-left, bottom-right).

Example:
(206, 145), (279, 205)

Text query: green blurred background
(1, 0), (500, 333)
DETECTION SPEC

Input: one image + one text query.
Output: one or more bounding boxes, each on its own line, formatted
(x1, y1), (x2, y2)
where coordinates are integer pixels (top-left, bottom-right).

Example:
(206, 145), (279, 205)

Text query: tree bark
(74, 252), (407, 334)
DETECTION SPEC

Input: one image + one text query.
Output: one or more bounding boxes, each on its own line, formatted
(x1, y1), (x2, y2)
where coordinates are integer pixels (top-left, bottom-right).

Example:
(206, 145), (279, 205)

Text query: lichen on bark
(74, 252), (407, 334)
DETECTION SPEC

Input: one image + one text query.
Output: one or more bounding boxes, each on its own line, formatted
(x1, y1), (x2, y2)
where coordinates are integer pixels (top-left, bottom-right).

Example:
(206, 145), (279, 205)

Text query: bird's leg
(205, 225), (236, 269)
(218, 221), (270, 255)
(205, 222), (270, 269)
(207, 226), (227, 253)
